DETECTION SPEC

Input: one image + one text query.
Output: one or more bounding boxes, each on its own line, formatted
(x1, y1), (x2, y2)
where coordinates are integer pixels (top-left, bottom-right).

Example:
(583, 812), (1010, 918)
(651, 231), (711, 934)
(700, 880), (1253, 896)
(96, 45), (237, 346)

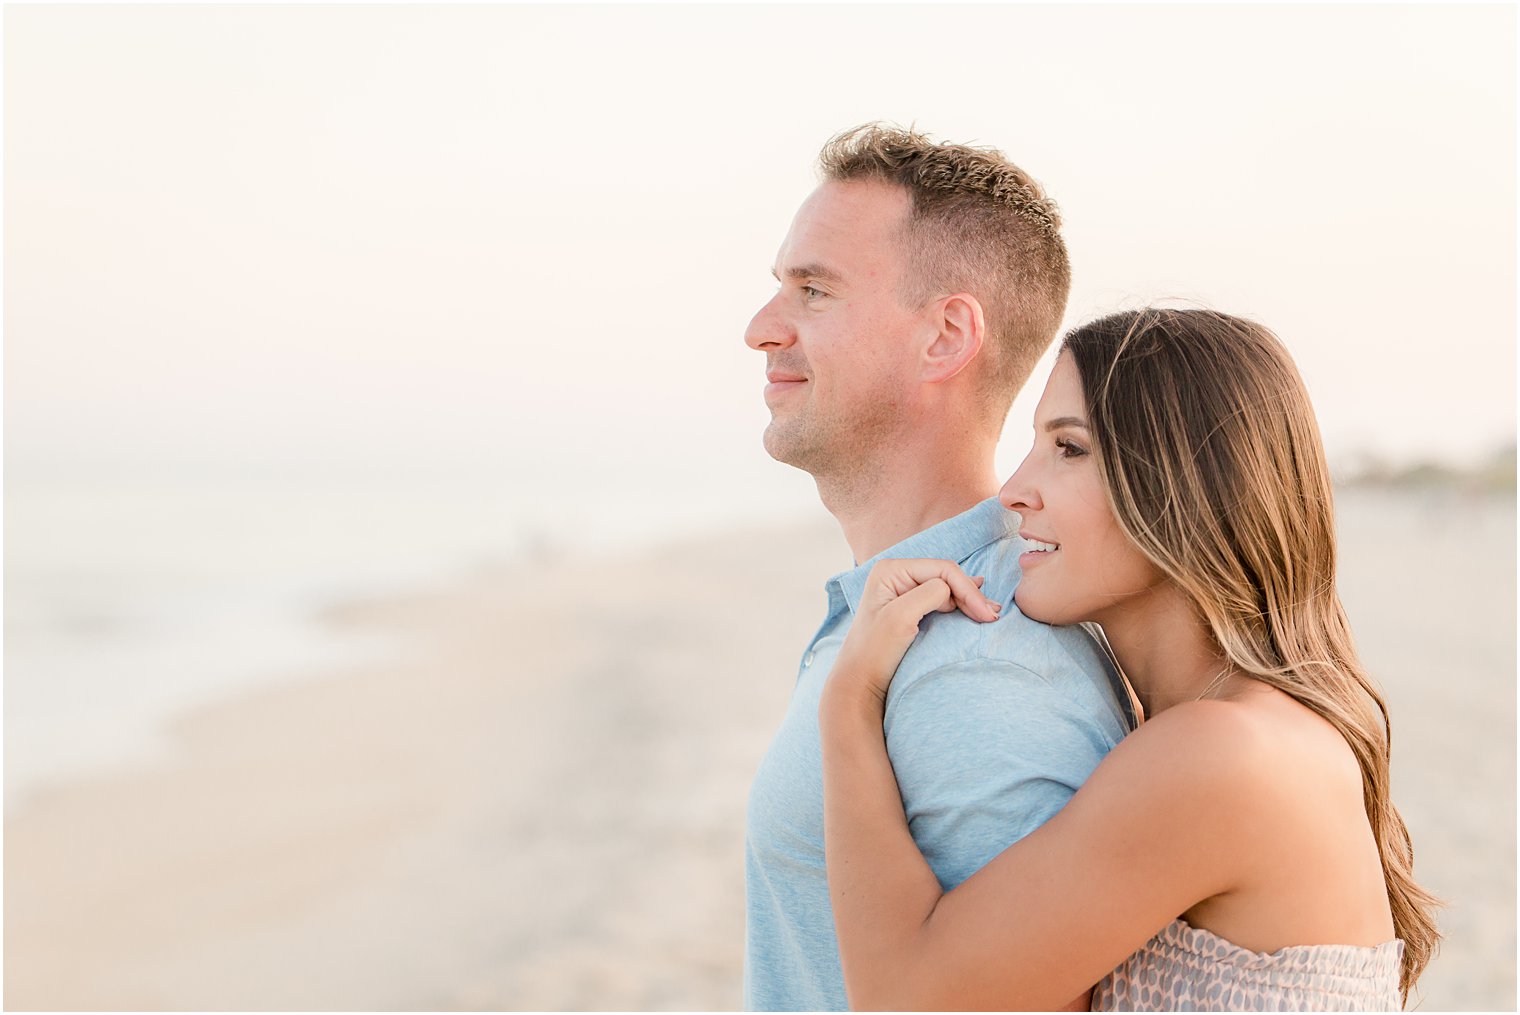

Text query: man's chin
(762, 424), (816, 472)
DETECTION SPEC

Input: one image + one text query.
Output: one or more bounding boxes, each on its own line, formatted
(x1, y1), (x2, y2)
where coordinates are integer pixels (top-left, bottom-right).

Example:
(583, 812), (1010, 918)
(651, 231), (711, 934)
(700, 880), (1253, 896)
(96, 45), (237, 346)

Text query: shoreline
(4, 516), (845, 1011)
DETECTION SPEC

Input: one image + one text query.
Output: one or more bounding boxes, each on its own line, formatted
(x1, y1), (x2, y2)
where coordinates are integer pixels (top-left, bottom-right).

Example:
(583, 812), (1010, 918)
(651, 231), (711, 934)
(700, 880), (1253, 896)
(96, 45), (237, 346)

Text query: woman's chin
(1012, 587), (1056, 626)
(1013, 586), (1088, 628)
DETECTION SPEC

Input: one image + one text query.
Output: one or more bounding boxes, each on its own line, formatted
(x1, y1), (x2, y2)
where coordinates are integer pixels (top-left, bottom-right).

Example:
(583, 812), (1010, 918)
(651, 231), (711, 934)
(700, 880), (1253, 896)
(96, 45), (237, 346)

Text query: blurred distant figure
(740, 124), (1130, 1011)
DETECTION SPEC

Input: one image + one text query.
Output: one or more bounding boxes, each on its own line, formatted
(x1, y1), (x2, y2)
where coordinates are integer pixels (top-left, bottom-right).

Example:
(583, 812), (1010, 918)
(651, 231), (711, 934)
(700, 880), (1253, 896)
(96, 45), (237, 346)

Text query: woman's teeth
(1026, 539), (1058, 552)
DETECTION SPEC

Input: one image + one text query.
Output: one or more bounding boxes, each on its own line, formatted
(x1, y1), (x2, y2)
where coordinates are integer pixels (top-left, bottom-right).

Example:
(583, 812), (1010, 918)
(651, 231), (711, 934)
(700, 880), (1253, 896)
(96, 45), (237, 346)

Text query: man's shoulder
(883, 531), (1128, 736)
(885, 637), (1118, 720)
(892, 600), (1118, 700)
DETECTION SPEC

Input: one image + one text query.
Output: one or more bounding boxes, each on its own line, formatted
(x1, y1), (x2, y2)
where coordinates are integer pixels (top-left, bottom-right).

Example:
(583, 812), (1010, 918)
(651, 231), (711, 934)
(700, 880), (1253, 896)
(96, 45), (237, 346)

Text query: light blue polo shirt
(743, 498), (1134, 1012)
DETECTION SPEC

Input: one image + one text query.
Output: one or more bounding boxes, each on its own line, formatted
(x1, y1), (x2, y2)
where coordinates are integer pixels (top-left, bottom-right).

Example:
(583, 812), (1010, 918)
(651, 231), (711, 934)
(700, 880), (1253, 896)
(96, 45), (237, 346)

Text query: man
(742, 124), (1133, 1011)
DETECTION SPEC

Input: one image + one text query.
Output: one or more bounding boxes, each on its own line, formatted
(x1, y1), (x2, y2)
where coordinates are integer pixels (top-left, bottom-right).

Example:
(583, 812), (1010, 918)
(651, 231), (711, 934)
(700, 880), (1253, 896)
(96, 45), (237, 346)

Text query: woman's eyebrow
(1042, 416), (1090, 431)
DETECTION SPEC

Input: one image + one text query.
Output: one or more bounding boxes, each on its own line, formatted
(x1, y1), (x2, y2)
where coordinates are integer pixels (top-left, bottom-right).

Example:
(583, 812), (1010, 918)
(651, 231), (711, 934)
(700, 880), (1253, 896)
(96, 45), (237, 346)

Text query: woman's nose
(999, 463), (1041, 513)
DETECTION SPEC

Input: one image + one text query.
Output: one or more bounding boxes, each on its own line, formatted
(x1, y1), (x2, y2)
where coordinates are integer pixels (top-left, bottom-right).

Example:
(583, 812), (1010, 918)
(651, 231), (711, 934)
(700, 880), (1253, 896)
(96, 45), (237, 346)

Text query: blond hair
(818, 123), (1071, 425)
(1063, 308), (1441, 1004)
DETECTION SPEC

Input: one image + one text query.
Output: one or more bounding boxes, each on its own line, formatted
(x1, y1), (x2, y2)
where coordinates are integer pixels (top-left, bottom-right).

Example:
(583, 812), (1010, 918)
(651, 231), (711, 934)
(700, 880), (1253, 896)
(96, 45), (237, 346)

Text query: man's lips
(765, 372), (807, 399)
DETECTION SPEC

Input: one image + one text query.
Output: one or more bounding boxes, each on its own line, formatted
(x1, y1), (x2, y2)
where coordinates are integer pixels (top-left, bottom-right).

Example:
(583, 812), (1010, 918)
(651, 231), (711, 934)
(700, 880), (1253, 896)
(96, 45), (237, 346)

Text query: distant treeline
(1337, 442), (1516, 495)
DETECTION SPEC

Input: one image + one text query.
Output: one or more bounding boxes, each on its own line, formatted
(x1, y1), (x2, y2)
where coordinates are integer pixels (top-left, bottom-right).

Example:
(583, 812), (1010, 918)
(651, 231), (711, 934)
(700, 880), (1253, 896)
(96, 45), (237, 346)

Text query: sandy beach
(4, 489), (1514, 1011)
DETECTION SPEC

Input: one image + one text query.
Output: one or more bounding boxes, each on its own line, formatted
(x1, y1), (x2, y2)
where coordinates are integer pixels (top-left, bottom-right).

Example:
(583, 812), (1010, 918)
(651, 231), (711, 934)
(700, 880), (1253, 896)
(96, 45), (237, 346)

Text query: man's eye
(802, 285), (826, 299)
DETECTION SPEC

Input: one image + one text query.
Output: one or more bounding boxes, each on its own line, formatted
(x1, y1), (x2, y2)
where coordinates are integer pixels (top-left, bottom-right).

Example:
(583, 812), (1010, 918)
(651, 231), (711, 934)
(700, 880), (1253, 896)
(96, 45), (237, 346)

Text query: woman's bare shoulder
(1111, 684), (1360, 826)
(1119, 691), (1277, 771)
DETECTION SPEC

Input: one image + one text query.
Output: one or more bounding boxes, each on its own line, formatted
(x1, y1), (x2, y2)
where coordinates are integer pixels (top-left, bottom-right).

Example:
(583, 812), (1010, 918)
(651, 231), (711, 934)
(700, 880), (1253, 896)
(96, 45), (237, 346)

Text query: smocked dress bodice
(1091, 918), (1404, 1011)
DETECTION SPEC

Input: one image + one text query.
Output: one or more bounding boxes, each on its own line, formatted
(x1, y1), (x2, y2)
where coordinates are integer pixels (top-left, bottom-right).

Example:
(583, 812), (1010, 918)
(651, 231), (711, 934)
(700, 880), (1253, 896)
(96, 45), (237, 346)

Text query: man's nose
(744, 293), (794, 351)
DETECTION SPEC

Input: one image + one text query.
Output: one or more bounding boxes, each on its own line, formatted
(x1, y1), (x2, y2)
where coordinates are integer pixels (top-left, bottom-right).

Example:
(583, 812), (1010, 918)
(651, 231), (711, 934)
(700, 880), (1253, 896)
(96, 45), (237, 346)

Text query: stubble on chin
(762, 414), (818, 473)
(762, 400), (900, 488)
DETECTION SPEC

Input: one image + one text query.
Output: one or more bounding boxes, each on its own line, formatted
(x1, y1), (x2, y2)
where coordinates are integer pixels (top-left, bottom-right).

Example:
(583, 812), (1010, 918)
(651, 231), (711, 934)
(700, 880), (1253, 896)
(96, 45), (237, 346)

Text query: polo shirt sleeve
(881, 658), (1117, 892)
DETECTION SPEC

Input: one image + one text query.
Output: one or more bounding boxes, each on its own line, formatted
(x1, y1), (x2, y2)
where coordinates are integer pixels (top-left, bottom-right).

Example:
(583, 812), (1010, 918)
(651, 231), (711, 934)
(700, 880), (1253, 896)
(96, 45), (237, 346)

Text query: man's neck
(818, 451), (1001, 564)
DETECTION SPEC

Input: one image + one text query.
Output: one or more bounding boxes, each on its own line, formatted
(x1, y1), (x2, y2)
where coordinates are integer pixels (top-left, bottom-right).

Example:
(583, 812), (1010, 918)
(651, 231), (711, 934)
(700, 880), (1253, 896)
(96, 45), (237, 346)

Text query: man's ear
(921, 293), (986, 384)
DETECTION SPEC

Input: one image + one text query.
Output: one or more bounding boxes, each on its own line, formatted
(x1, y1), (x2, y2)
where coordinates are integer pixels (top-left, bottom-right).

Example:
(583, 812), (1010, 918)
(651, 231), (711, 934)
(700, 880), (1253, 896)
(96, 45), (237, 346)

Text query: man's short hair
(817, 123), (1073, 424)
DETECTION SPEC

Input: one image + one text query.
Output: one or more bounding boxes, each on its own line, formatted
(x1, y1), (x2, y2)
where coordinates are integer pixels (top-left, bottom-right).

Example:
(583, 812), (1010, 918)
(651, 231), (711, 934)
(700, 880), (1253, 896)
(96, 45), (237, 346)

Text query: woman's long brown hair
(1062, 308), (1440, 1003)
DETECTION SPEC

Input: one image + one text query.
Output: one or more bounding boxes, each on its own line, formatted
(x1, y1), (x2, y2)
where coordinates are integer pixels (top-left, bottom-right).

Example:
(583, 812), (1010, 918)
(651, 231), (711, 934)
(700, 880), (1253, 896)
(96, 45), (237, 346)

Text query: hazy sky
(6, 5), (1516, 521)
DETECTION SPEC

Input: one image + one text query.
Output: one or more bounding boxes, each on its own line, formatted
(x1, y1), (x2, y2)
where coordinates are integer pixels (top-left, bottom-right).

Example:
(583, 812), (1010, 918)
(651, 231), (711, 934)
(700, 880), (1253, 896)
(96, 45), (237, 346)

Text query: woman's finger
(868, 558), (1001, 622)
(888, 577), (955, 626)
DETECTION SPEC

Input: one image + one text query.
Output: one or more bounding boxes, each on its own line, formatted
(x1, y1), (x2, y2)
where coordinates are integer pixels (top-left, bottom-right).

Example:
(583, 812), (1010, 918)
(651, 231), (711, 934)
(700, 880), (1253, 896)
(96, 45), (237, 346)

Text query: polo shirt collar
(829, 497), (1018, 615)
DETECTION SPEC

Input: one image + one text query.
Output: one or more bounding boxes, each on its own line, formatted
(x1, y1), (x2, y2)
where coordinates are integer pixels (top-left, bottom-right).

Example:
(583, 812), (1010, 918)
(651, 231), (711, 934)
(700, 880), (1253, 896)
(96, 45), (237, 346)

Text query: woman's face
(1000, 352), (1167, 627)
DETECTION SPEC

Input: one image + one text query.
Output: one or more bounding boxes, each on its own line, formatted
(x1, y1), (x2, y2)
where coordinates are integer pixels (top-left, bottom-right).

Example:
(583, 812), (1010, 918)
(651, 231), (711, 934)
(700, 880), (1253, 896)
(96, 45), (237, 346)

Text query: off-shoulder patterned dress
(1090, 918), (1404, 1011)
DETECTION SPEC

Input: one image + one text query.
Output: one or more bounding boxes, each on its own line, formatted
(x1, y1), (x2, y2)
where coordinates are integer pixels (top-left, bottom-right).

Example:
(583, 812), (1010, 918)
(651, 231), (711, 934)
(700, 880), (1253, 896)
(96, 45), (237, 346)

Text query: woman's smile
(1018, 533), (1060, 568)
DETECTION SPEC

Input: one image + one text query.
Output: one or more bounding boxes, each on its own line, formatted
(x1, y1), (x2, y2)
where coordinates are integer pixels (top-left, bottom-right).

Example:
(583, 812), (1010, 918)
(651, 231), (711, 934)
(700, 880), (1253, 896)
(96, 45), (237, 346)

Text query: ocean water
(3, 468), (817, 810)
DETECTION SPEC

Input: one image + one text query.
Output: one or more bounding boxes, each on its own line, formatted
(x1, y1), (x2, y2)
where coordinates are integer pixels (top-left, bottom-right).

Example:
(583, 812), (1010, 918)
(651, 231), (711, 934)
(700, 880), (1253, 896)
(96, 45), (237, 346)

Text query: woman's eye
(1055, 437), (1088, 459)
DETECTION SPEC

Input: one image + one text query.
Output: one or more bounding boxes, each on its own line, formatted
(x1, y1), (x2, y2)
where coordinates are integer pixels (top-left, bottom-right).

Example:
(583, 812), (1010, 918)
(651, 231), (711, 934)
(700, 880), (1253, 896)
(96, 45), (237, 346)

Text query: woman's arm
(821, 561), (1268, 1011)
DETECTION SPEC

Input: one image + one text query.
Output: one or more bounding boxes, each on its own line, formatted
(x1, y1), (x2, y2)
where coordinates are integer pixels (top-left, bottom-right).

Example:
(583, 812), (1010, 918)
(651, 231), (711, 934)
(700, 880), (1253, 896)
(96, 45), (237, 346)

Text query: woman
(820, 308), (1440, 1011)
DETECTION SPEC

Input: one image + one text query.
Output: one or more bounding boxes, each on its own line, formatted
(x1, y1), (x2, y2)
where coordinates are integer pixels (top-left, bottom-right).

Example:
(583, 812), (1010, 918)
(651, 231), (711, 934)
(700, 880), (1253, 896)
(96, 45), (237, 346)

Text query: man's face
(744, 180), (931, 477)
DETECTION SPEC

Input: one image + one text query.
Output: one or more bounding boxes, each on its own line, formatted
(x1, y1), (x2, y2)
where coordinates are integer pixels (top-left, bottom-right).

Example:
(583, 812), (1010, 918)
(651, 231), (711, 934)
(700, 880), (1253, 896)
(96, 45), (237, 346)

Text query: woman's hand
(829, 558), (1002, 705)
